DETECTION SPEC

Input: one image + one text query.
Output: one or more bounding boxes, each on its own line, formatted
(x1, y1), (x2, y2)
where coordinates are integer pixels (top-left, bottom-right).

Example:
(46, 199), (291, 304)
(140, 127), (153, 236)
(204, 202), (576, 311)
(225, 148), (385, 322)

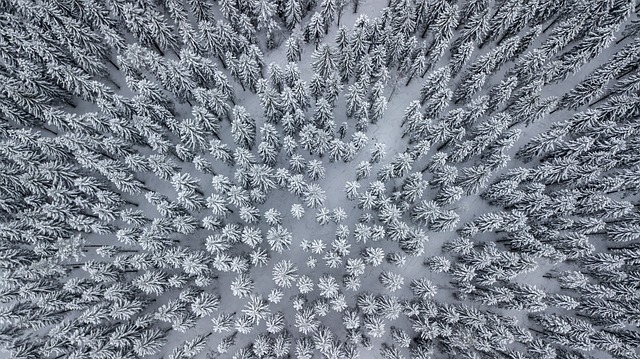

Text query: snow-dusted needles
(1, 0), (639, 358)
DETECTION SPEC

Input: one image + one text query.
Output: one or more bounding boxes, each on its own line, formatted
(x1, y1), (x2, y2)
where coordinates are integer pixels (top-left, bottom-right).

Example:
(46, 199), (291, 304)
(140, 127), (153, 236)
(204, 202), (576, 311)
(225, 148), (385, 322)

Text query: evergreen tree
(559, 38), (640, 110)
(272, 259), (299, 288)
(479, 0), (522, 49)
(267, 225), (293, 253)
(305, 12), (326, 48)
(284, 0), (304, 29)
(547, 24), (618, 84)
(312, 44), (337, 79)
(390, 0), (416, 37)
(379, 271), (404, 292)
(285, 35), (303, 63)
(454, 72), (487, 105)
(231, 106), (256, 149)
(420, 67), (451, 106)
(452, 8), (490, 51)
(320, 0), (337, 32)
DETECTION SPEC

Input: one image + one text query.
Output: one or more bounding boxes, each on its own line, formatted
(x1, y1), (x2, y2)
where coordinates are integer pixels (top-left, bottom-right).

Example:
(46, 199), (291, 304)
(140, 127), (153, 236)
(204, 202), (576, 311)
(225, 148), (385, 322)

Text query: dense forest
(1, 0), (640, 358)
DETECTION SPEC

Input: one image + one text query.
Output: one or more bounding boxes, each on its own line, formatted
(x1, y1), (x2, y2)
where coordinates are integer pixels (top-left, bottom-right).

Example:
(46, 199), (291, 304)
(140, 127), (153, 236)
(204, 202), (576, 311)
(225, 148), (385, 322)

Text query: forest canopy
(1, 0), (640, 358)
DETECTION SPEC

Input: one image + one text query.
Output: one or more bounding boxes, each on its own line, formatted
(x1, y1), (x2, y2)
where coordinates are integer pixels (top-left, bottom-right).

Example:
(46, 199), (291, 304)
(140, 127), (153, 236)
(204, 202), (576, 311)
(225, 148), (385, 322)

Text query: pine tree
(133, 328), (167, 357)
(390, 0), (416, 37)
(241, 295), (270, 327)
(430, 2), (459, 50)
(364, 314), (386, 338)
(419, 66), (451, 107)
(267, 225), (293, 253)
(280, 86), (299, 116)
(319, 0), (337, 32)
(454, 71), (487, 105)
(487, 76), (518, 113)
(306, 159), (326, 181)
(285, 35), (303, 63)
(305, 12), (326, 48)
(272, 259), (298, 288)
(225, 53), (247, 90)
(559, 38), (640, 110)
(370, 81), (388, 124)
(459, 0), (489, 27)
(479, 0), (522, 49)
(284, 0), (304, 29)
(231, 106), (256, 149)
(312, 44), (337, 79)
(324, 72), (344, 106)
(448, 40), (474, 77)
(379, 271), (404, 292)
(453, 8), (490, 50)
(293, 80), (310, 111)
(303, 183), (327, 208)
(547, 24), (618, 84)
(252, 0), (279, 33)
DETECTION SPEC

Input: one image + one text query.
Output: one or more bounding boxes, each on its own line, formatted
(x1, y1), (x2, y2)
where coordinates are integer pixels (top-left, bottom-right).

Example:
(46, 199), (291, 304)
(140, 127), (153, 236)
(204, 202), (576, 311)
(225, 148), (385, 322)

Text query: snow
(2, 1), (640, 359)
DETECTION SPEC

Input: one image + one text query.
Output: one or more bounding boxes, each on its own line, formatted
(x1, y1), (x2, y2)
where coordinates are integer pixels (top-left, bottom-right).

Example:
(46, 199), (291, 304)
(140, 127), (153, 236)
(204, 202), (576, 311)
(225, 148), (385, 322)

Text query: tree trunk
(107, 57), (120, 70)
(168, 149), (184, 163)
(152, 40), (164, 56)
(615, 33), (631, 44)
(543, 15), (561, 33)
(421, 25), (429, 38)
(100, 151), (116, 161)
(64, 263), (85, 268)
(589, 92), (612, 107)
(388, 81), (399, 101)
(41, 126), (58, 135)
(218, 55), (227, 69)
(124, 199), (139, 207)
(478, 36), (490, 49)
(507, 120), (521, 130)
(405, 74), (414, 86)
(436, 138), (452, 151)
(530, 328), (547, 335)
(420, 65), (431, 78)
(105, 76), (121, 90)
(170, 47), (180, 59)
(616, 66), (638, 80)
(496, 31), (511, 46)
